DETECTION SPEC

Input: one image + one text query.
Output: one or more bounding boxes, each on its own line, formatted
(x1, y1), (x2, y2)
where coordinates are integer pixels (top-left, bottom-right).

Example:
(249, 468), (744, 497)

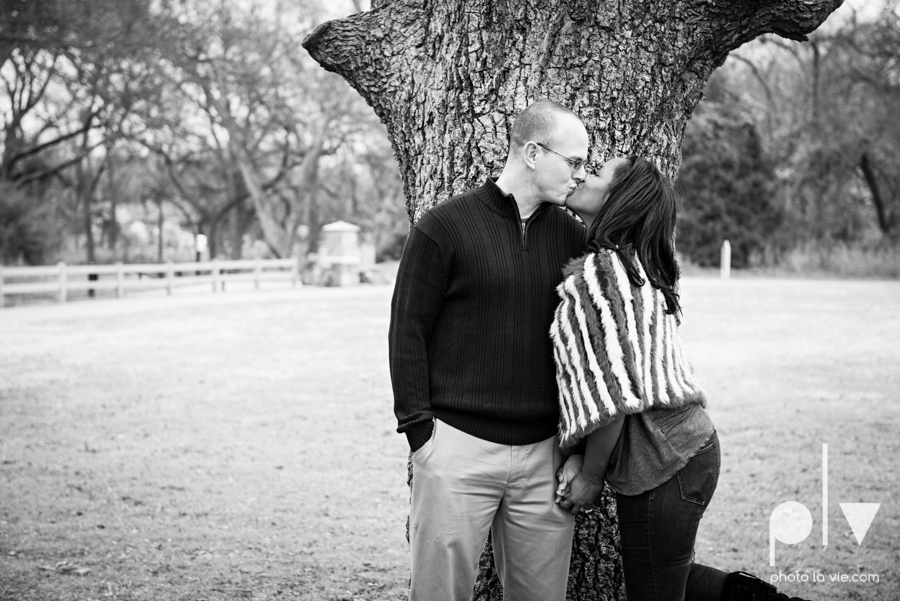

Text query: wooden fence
(0, 257), (302, 308)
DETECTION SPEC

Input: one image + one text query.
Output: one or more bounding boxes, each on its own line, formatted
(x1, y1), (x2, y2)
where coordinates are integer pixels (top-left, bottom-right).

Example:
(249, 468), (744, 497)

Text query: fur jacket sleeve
(550, 248), (707, 451)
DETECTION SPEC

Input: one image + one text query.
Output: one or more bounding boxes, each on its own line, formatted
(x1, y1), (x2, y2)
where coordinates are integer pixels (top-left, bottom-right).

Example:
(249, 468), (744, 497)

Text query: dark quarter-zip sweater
(389, 178), (586, 452)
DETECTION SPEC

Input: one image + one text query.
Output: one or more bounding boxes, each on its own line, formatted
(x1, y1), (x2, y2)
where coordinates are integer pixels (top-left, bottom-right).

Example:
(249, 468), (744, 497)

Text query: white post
(116, 262), (124, 298)
(166, 261), (174, 296)
(254, 258), (261, 290)
(720, 240), (732, 280)
(212, 259), (220, 293)
(293, 255), (302, 287)
(0, 264), (5, 309)
(57, 262), (67, 303)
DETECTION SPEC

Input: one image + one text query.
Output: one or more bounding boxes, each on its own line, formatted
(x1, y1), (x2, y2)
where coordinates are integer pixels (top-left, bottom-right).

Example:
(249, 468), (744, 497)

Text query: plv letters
(769, 444), (881, 567)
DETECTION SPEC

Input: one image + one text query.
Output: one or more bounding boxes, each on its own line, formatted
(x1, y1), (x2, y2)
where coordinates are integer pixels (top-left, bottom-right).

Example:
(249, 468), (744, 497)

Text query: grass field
(1, 277), (898, 600)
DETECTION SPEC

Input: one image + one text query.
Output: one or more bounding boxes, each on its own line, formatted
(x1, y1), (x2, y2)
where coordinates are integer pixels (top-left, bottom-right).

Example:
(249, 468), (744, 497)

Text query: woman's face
(565, 157), (628, 220)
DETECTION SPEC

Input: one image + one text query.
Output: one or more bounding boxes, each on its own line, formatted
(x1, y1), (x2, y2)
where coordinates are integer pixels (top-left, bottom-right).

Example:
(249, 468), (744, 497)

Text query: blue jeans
(615, 431), (728, 601)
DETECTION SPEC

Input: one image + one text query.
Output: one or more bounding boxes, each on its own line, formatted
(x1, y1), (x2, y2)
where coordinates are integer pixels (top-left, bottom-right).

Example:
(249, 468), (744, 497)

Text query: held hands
(555, 454), (604, 515)
(555, 454), (583, 504)
(555, 419), (623, 514)
(562, 472), (604, 514)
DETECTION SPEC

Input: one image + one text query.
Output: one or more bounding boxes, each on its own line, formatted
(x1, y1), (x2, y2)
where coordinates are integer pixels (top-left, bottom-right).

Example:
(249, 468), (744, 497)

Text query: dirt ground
(0, 277), (898, 600)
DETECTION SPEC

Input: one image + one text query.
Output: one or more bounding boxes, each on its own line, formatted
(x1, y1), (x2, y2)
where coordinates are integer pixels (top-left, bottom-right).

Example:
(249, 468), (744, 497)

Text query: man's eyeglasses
(536, 142), (585, 172)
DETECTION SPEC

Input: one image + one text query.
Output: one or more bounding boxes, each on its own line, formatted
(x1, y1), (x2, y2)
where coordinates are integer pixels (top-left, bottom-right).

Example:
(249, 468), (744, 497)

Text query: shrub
(677, 101), (782, 268)
(0, 182), (62, 265)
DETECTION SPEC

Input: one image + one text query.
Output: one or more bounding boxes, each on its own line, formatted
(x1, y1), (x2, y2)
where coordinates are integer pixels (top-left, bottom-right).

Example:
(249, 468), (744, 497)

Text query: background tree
(0, 0), (167, 263)
(720, 0), (900, 256)
(155, 0), (386, 258)
(303, 0), (843, 598)
(677, 77), (782, 268)
(0, 0), (405, 266)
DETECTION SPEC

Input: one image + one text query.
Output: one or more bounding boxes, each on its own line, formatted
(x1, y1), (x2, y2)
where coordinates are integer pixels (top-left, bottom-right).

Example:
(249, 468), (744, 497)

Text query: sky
(244, 0), (890, 37)
(822, 0), (889, 31)
(306, 0), (890, 38)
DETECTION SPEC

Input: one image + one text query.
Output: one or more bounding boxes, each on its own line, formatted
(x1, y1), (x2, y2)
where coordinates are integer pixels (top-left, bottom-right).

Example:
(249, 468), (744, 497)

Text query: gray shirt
(606, 403), (715, 496)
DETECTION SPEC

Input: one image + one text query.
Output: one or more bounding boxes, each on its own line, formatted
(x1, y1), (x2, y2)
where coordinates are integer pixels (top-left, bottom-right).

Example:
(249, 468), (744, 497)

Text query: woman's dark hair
(585, 156), (682, 315)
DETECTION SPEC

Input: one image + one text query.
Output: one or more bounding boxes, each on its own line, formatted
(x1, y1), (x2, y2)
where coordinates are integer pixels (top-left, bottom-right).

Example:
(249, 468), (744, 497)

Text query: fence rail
(0, 257), (302, 308)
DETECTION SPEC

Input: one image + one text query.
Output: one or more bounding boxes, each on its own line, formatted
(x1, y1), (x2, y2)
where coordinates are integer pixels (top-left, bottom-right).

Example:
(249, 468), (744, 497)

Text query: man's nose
(573, 164), (586, 185)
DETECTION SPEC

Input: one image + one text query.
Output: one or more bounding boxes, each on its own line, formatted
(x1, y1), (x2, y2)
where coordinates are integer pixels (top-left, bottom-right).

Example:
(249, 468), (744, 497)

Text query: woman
(552, 156), (808, 601)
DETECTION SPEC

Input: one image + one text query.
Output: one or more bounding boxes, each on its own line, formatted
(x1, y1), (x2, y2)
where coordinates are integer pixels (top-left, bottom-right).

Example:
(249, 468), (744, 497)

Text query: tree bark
(107, 156), (119, 252)
(227, 201), (257, 260)
(156, 194), (164, 263)
(76, 138), (106, 265)
(77, 158), (96, 264)
(860, 152), (893, 236)
(305, 1), (843, 597)
(305, 196), (322, 255)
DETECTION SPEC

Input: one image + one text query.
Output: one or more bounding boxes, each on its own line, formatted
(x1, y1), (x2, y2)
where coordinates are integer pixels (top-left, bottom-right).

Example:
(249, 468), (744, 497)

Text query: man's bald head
(495, 100), (588, 211)
(509, 101), (582, 153)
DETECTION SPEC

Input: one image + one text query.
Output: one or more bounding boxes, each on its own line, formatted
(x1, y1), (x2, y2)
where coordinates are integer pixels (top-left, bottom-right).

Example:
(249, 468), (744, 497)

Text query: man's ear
(522, 141), (540, 171)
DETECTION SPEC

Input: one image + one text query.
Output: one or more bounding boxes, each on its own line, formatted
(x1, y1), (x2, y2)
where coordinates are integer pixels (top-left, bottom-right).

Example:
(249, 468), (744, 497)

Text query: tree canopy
(2, 0), (896, 277)
(0, 0), (406, 265)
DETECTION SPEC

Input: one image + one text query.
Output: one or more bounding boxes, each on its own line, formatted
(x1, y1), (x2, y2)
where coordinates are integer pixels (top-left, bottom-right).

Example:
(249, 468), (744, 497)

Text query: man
(388, 100), (589, 601)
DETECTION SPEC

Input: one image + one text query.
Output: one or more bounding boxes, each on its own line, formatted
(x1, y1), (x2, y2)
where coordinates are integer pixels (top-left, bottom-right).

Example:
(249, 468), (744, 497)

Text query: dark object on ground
(722, 571), (810, 601)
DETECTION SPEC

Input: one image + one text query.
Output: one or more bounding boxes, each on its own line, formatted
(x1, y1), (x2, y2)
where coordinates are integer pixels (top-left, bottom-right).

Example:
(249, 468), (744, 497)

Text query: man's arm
(388, 226), (449, 452)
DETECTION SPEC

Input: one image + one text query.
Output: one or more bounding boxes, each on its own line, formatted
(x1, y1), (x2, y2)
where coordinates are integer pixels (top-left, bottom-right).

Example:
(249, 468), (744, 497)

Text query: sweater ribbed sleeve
(388, 226), (448, 452)
(551, 249), (707, 451)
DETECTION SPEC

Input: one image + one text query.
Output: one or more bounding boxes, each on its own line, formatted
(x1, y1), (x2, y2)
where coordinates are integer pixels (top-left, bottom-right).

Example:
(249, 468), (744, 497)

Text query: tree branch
(15, 140), (105, 186)
(6, 111), (101, 173)
(302, 4), (424, 124)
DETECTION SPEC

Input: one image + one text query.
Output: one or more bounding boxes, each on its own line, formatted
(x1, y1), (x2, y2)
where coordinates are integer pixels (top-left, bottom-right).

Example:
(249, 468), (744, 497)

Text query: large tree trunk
(304, 1), (842, 598)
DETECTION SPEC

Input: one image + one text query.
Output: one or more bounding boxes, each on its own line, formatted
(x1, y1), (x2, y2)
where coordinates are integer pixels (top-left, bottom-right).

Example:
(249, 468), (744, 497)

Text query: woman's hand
(555, 454), (584, 504)
(559, 472), (604, 515)
(558, 416), (624, 514)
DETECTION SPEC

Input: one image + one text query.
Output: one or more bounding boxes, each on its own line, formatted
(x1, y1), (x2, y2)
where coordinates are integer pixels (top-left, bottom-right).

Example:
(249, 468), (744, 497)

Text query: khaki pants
(409, 419), (574, 601)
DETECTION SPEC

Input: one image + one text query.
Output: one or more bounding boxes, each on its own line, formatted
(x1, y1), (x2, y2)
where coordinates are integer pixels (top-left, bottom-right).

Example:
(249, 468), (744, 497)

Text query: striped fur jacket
(550, 248), (707, 451)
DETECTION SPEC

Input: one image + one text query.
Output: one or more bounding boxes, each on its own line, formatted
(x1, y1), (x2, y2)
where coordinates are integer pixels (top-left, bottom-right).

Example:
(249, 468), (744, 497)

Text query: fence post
(254, 258), (261, 290)
(166, 261), (174, 296)
(720, 240), (731, 280)
(293, 255), (302, 287)
(0, 264), (4, 309)
(88, 262), (97, 298)
(57, 262), (67, 303)
(116, 262), (124, 298)
(212, 259), (220, 293)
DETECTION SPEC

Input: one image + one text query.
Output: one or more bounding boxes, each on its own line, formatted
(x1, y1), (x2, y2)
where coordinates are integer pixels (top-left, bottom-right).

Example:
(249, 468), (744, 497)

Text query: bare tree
(726, 2), (900, 242)
(0, 0), (156, 185)
(157, 1), (375, 257)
